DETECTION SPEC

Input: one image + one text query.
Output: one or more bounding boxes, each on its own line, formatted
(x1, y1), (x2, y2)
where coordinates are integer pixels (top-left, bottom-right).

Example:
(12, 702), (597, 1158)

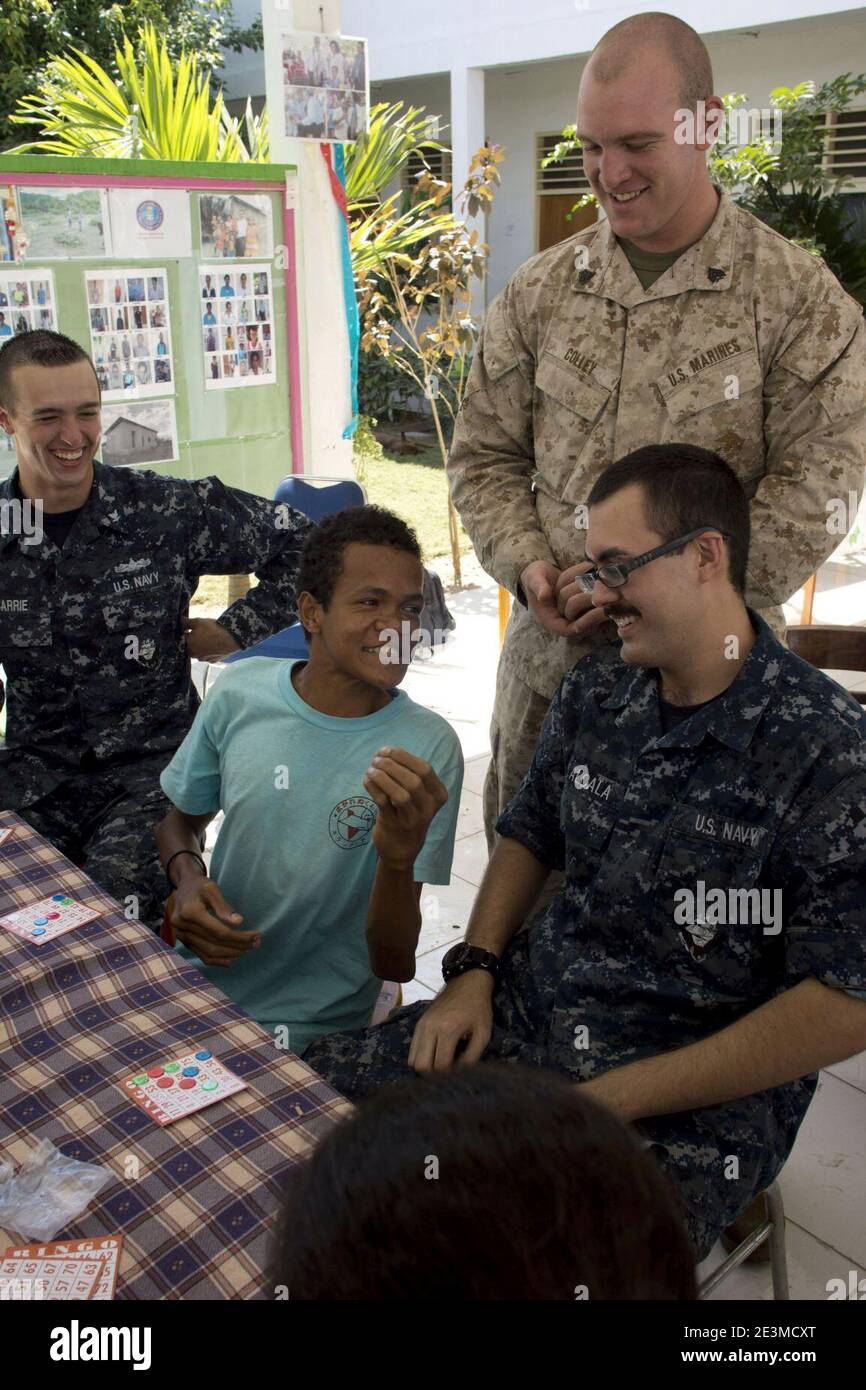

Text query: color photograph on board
(198, 193), (273, 260)
(86, 267), (174, 400)
(16, 187), (108, 259)
(200, 262), (275, 389)
(0, 267), (56, 336)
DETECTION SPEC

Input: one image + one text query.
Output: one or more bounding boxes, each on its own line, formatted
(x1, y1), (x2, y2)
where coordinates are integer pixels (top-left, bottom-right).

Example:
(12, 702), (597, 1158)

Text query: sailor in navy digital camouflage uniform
(304, 445), (866, 1262)
(0, 331), (311, 930)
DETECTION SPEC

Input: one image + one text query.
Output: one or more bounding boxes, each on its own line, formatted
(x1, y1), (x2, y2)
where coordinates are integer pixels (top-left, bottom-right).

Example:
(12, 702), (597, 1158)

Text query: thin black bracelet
(165, 849), (207, 892)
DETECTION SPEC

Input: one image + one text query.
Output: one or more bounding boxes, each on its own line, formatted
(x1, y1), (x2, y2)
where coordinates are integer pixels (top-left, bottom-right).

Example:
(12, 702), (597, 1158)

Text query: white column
(263, 0), (354, 478)
(450, 65), (487, 320)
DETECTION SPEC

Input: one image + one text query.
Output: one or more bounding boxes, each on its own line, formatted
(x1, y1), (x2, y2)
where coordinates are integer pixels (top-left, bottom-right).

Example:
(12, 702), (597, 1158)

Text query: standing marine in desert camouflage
(447, 12), (866, 841)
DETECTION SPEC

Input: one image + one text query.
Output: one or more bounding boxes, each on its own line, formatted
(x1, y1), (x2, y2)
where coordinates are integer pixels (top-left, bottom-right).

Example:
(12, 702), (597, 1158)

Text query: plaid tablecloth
(0, 811), (351, 1299)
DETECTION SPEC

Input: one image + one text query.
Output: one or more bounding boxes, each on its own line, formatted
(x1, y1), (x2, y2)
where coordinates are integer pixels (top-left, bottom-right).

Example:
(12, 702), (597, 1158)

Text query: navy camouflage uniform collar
(600, 609), (784, 754)
(0, 459), (121, 553)
(572, 184), (736, 310)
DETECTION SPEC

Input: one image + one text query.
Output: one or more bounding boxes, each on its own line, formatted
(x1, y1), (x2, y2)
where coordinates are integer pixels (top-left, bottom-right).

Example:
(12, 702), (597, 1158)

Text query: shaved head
(586, 12), (713, 111)
(576, 13), (722, 251)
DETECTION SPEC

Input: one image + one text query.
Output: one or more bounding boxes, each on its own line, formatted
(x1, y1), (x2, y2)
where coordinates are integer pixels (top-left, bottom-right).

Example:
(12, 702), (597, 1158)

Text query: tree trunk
(447, 492), (462, 588)
(429, 399), (463, 588)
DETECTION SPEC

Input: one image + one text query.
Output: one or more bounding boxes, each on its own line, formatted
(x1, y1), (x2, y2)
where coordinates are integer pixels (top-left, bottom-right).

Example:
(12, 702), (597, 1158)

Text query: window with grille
(536, 132), (591, 196)
(823, 107), (866, 187)
(402, 146), (453, 202)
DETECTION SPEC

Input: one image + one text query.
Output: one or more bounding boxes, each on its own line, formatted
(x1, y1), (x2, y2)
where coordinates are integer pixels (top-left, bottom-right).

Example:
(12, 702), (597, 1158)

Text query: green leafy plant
(351, 413), (384, 485)
(358, 352), (416, 423)
(8, 22), (268, 162)
(344, 102), (456, 280)
(736, 76), (866, 302)
(706, 94), (780, 191)
(0, 0), (261, 150)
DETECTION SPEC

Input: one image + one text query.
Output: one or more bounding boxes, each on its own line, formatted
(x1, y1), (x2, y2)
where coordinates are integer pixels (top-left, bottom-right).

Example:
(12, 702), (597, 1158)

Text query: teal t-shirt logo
(329, 796), (377, 849)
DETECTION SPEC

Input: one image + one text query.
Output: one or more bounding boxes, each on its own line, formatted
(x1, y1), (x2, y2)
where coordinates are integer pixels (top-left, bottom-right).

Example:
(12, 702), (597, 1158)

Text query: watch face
(444, 942), (471, 972)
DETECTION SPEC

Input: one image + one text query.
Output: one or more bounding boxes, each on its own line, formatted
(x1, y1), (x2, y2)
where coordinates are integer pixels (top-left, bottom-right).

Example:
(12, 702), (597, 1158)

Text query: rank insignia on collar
(707, 267), (726, 283)
(577, 268), (595, 285)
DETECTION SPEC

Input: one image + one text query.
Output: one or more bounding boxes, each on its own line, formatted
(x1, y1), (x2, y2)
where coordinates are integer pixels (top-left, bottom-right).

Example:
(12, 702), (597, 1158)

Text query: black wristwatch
(442, 942), (500, 984)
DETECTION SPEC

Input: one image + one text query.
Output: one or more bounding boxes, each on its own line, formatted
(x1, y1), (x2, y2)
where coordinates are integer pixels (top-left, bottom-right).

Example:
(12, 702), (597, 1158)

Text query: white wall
(340, 0), (866, 80)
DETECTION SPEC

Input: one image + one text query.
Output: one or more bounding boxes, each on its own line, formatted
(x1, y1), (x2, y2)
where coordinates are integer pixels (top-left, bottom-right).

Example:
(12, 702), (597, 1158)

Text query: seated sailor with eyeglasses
(303, 443), (866, 1265)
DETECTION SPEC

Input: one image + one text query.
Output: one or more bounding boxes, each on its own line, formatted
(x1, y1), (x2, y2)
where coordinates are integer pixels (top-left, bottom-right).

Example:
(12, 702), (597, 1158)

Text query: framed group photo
(198, 193), (273, 261)
(282, 31), (368, 142)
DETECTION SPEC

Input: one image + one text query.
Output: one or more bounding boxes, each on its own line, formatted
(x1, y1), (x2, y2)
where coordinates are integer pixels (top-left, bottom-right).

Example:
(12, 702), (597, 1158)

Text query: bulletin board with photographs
(0, 155), (304, 493)
(282, 31), (368, 142)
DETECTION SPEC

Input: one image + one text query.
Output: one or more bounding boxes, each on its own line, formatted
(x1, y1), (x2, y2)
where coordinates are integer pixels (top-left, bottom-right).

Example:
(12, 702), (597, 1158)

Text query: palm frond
(7, 22), (262, 163)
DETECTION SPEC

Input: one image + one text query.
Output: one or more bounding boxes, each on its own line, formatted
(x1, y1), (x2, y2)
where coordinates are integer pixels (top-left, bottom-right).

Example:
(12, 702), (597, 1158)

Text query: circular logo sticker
(136, 199), (164, 232)
(329, 796), (377, 850)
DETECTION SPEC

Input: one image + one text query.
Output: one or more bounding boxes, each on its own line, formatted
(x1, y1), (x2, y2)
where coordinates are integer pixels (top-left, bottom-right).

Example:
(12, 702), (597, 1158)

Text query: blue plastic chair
(224, 475), (366, 664)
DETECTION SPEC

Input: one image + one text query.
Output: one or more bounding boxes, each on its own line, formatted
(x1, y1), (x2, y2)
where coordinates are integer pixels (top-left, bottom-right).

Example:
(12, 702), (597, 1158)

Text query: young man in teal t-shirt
(155, 506), (464, 1056)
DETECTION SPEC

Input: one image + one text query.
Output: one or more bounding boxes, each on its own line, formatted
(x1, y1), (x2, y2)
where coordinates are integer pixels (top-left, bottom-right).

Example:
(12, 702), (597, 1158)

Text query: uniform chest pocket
(100, 585), (182, 676)
(651, 816), (770, 986)
(533, 352), (613, 501)
(0, 601), (52, 660)
(657, 350), (765, 487)
(560, 781), (618, 879)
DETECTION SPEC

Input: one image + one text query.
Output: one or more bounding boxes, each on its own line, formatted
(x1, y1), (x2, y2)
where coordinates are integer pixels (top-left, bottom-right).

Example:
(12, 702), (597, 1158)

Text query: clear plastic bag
(0, 1139), (111, 1242)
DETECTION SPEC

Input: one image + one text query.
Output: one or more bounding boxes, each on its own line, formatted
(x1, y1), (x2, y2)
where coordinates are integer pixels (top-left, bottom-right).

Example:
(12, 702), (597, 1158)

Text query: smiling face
(585, 483), (708, 670)
(0, 360), (101, 510)
(577, 47), (720, 251)
(299, 542), (425, 692)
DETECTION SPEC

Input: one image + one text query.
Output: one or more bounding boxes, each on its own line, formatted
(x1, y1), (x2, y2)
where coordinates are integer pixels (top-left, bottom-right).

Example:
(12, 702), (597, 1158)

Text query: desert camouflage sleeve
(447, 281), (558, 595)
(747, 260), (866, 609)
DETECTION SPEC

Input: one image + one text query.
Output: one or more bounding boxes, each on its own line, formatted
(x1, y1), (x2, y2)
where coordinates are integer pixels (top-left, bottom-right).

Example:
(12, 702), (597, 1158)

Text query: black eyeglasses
(576, 527), (729, 594)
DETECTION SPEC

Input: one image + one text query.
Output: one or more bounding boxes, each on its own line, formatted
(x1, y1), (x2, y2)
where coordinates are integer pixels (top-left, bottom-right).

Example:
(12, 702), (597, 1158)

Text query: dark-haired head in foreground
(272, 1066), (696, 1300)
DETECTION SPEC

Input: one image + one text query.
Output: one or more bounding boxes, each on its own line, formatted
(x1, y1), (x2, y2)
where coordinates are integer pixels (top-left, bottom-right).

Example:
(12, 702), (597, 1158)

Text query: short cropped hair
(295, 504), (422, 626)
(587, 443), (750, 594)
(0, 330), (96, 410)
(588, 13), (714, 112)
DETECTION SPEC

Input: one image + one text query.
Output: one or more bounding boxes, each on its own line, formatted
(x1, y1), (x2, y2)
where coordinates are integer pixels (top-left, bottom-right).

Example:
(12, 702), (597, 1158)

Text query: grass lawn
(191, 444), (472, 611)
(359, 444), (472, 564)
